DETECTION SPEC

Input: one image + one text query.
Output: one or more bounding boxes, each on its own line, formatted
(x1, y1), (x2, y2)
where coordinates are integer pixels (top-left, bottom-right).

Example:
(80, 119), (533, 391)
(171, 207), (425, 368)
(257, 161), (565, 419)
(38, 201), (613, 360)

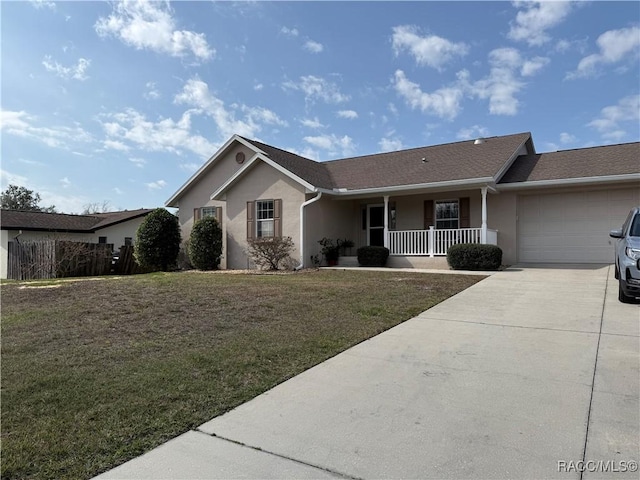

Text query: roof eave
(165, 135), (264, 207)
(319, 177), (497, 197)
(497, 173), (640, 190)
(493, 133), (532, 183)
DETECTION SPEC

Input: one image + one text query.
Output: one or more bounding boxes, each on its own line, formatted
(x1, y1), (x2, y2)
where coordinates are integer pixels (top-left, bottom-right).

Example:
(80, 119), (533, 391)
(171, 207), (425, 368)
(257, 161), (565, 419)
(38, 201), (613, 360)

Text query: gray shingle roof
(499, 142), (640, 183)
(244, 132), (532, 191)
(1, 209), (153, 232)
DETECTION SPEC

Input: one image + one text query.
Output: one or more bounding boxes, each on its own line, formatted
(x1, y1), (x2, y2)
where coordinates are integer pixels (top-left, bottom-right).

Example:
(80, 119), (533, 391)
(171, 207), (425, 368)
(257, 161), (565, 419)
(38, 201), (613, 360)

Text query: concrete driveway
(96, 265), (639, 479)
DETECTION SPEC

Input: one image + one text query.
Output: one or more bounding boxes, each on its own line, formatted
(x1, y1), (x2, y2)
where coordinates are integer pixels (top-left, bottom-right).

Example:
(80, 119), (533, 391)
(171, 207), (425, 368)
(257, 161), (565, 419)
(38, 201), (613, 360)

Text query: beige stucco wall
(225, 161), (306, 269)
(174, 144), (253, 268)
(487, 191), (518, 264)
(304, 196), (358, 264)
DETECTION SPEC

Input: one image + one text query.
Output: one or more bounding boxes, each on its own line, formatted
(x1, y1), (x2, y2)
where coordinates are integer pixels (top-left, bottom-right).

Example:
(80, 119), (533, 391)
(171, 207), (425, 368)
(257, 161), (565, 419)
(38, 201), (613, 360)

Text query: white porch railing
(388, 227), (497, 256)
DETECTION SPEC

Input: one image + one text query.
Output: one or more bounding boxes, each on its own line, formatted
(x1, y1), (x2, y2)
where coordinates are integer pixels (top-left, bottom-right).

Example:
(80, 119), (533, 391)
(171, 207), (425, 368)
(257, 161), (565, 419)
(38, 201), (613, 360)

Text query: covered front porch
(366, 186), (497, 257)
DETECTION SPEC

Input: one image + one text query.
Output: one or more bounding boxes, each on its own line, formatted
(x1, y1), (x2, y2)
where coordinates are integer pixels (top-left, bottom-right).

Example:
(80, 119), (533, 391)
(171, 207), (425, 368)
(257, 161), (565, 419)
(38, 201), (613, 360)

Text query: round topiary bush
(189, 217), (223, 270)
(134, 208), (181, 272)
(447, 243), (502, 271)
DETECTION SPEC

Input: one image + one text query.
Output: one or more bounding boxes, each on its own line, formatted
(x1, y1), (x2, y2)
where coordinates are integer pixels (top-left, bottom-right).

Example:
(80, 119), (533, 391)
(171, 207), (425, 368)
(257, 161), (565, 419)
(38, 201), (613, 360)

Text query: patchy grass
(1, 269), (483, 479)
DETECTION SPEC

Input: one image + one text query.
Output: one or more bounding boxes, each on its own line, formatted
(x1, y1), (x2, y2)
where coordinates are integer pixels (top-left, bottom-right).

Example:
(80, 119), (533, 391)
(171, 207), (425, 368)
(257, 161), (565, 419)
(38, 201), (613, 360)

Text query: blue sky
(1, 1), (639, 213)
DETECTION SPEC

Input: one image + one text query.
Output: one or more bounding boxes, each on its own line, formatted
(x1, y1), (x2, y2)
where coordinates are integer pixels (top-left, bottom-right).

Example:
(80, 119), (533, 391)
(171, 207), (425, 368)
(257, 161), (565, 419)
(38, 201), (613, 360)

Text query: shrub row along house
(0, 209), (153, 278)
(166, 132), (639, 269)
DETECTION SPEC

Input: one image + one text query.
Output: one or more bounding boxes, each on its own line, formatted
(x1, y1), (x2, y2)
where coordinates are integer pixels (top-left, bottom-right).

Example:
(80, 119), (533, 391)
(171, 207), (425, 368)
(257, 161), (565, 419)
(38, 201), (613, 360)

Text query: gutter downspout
(295, 191), (323, 270)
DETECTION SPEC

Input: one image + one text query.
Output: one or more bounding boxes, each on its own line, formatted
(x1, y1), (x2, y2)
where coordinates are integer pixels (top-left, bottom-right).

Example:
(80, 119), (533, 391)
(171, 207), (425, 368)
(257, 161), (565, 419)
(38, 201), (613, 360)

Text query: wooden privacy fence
(113, 245), (152, 275)
(7, 240), (113, 280)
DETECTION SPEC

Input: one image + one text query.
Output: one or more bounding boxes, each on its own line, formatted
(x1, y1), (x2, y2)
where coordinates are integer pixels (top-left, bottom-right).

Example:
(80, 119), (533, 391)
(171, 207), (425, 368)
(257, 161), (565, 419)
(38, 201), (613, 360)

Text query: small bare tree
(247, 237), (294, 270)
(81, 201), (113, 214)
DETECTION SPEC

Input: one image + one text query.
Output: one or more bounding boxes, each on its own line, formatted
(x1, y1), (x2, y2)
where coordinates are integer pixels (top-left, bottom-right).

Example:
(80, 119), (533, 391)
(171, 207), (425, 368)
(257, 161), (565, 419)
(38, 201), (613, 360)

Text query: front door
(368, 205), (385, 246)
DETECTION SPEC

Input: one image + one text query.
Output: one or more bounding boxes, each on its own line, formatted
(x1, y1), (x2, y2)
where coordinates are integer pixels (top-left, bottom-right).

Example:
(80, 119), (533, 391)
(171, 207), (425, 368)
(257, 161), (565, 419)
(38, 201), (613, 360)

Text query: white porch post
(383, 195), (389, 248)
(481, 186), (488, 244)
(428, 226), (435, 257)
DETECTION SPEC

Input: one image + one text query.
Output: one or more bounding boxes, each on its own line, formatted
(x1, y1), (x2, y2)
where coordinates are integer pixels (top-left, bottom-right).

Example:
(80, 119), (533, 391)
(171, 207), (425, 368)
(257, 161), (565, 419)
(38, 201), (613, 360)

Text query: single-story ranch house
(0, 208), (153, 278)
(166, 132), (639, 270)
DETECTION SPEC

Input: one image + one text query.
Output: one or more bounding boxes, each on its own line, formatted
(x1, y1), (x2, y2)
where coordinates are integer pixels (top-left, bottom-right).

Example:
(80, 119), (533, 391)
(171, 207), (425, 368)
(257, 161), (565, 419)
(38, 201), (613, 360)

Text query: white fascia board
(319, 177), (496, 197)
(165, 135), (263, 207)
(497, 173), (640, 191)
(210, 155), (317, 200)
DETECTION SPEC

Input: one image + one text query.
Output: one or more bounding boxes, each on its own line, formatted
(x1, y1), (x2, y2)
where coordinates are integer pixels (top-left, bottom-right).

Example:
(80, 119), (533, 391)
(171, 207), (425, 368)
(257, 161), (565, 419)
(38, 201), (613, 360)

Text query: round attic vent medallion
(236, 152), (245, 164)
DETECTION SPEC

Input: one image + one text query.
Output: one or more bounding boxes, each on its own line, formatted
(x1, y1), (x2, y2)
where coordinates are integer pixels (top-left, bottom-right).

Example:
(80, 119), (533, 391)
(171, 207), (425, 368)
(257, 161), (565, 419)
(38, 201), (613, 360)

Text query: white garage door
(518, 188), (639, 263)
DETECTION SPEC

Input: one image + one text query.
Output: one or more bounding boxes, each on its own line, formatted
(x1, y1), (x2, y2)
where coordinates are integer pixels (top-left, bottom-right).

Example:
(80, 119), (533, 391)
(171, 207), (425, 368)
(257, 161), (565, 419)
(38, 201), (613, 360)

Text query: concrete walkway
(96, 265), (639, 479)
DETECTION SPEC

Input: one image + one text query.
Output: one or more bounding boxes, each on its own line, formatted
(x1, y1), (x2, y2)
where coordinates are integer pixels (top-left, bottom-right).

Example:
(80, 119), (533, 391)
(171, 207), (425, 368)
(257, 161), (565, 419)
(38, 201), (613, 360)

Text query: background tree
(189, 217), (223, 270)
(81, 201), (113, 214)
(134, 208), (181, 272)
(1, 184), (56, 212)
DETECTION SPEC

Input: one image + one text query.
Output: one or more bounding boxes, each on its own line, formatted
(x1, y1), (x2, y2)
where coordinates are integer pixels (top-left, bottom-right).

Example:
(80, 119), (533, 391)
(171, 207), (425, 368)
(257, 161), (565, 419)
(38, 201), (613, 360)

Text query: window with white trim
(435, 200), (459, 229)
(201, 207), (218, 219)
(256, 200), (275, 237)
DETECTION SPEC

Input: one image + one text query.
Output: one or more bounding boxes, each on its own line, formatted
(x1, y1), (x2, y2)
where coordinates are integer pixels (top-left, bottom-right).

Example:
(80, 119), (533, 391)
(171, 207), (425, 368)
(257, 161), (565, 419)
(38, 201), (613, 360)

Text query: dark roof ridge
(238, 136), (316, 163)
(322, 131), (532, 164)
(0, 209), (99, 219)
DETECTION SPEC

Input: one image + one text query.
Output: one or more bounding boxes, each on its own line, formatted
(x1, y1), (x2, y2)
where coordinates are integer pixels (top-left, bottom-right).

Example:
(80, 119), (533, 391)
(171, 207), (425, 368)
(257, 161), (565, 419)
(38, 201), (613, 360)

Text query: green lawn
(1, 269), (483, 479)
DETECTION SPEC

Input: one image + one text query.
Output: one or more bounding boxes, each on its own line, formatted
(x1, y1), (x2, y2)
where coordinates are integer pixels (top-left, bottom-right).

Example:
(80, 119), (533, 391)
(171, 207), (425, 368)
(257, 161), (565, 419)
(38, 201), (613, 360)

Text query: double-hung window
(435, 200), (459, 229)
(201, 207), (218, 219)
(256, 200), (275, 237)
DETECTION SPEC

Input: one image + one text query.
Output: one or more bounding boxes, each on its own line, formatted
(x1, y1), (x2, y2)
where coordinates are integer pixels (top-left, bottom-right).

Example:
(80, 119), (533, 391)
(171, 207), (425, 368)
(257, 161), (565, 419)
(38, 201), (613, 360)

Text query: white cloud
(521, 56), (550, 77)
(100, 108), (216, 158)
(304, 40), (324, 53)
(179, 162), (200, 172)
(379, 136), (404, 152)
(394, 46), (542, 118)
(0, 169), (29, 188)
(1, 110), (93, 149)
(392, 70), (464, 120)
(462, 48), (526, 116)
(303, 134), (355, 157)
(30, 0), (55, 10)
(280, 26), (299, 37)
(144, 81), (160, 100)
(300, 117), (325, 129)
(568, 26), (640, 79)
(587, 95), (640, 140)
(391, 25), (468, 70)
(559, 132), (576, 144)
(175, 77), (286, 139)
(457, 125), (489, 140)
(18, 158), (46, 167)
(253, 83), (264, 91)
(60, 177), (71, 188)
(508, 1), (575, 46)
(114, 187), (124, 195)
(337, 110), (358, 119)
(145, 179), (167, 190)
(129, 157), (147, 168)
(42, 55), (91, 81)
(104, 139), (130, 151)
(95, 0), (214, 61)
(282, 75), (350, 104)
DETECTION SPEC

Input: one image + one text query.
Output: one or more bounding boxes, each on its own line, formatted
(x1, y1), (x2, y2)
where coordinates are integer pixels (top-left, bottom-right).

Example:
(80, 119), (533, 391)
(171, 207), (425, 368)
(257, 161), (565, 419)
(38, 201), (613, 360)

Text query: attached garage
(517, 187), (640, 263)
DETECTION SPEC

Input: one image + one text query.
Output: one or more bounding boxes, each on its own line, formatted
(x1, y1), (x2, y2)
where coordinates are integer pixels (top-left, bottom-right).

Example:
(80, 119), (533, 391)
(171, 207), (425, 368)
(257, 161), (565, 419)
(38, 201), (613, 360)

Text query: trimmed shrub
(247, 236), (295, 270)
(447, 243), (502, 271)
(189, 217), (223, 270)
(134, 208), (181, 272)
(357, 246), (390, 267)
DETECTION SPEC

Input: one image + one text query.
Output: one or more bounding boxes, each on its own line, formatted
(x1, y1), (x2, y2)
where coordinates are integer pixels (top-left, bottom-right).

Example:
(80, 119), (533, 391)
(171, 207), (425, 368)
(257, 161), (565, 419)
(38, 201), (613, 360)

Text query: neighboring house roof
(0, 209), (154, 232)
(499, 142), (640, 184)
